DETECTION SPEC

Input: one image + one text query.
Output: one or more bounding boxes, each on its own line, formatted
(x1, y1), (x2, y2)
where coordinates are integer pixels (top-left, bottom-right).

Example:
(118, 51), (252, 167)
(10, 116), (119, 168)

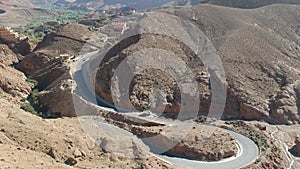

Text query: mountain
(53, 0), (175, 10)
(203, 0), (300, 8)
(0, 0), (36, 8)
(3, 0), (300, 11)
(53, 0), (104, 10)
(103, 0), (174, 9)
(0, 0), (54, 27)
(171, 0), (300, 8)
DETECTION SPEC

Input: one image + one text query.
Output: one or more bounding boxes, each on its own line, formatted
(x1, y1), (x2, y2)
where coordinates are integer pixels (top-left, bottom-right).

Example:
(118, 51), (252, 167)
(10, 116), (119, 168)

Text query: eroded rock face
(129, 69), (181, 113)
(95, 33), (209, 117)
(16, 47), (78, 117)
(0, 44), (19, 65)
(17, 52), (67, 89)
(39, 78), (75, 117)
(130, 125), (238, 161)
(168, 126), (237, 161)
(271, 81), (300, 124)
(15, 24), (98, 117)
(0, 63), (33, 97)
(11, 38), (33, 56)
(0, 44), (32, 98)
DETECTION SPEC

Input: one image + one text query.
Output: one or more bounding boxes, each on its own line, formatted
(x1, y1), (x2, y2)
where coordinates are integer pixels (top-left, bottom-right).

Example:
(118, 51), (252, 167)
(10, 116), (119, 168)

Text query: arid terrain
(96, 4), (300, 124)
(0, 0), (300, 169)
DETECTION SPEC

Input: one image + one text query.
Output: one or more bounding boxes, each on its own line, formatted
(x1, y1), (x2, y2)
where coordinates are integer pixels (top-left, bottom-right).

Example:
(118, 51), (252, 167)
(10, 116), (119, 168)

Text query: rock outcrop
(33, 24), (94, 57)
(16, 24), (97, 117)
(95, 33), (209, 117)
(290, 137), (300, 157)
(0, 44), (19, 65)
(17, 52), (67, 88)
(0, 44), (32, 98)
(271, 81), (300, 124)
(131, 125), (238, 161)
(95, 4), (300, 124)
(11, 38), (33, 56)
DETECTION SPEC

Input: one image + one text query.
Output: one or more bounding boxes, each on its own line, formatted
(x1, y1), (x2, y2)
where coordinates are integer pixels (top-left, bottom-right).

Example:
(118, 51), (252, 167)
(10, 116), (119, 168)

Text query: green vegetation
(26, 77), (47, 91)
(21, 102), (38, 115)
(14, 6), (89, 44)
(31, 89), (49, 115)
(257, 138), (269, 149)
(248, 130), (269, 150)
(26, 78), (39, 87)
(31, 89), (40, 105)
(20, 88), (48, 117)
(59, 55), (69, 63)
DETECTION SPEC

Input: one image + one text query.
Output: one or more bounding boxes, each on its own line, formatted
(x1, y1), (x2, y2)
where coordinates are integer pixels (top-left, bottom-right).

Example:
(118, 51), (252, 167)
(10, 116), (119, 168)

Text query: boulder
(271, 81), (300, 124)
(290, 137), (300, 157)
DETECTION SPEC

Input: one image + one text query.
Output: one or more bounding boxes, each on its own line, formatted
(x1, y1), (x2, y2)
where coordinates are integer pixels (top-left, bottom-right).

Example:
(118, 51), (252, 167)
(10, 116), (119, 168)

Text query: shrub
(59, 56), (69, 63)
(26, 78), (38, 87)
(21, 89), (48, 117)
(21, 103), (37, 115)
(257, 139), (269, 149)
(31, 89), (40, 105)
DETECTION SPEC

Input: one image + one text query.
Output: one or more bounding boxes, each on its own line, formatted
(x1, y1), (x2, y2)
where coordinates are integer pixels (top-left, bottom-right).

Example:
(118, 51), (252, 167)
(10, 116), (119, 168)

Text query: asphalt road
(158, 130), (259, 169)
(73, 51), (259, 169)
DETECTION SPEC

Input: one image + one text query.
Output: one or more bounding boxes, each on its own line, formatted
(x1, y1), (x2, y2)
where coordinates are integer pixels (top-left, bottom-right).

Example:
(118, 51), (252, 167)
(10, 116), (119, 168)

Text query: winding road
(271, 127), (295, 169)
(73, 51), (259, 169)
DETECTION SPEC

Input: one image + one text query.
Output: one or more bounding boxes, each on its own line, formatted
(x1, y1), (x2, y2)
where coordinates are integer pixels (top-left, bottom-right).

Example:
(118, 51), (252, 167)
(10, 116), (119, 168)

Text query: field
(13, 6), (89, 43)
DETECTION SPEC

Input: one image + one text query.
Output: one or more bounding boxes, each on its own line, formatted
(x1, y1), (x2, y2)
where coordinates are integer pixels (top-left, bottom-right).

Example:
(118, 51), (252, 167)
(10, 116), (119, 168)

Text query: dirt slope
(173, 4), (300, 124)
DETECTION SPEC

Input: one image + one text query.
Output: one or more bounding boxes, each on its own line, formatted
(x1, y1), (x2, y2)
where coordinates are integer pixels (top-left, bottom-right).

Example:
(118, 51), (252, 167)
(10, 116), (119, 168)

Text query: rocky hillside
(95, 4), (300, 124)
(0, 84), (166, 169)
(0, 44), (32, 98)
(104, 0), (174, 9)
(173, 4), (300, 124)
(33, 24), (94, 56)
(1, 2), (300, 168)
(53, 0), (104, 10)
(0, 30), (170, 169)
(0, 20), (243, 167)
(17, 24), (95, 117)
(0, 0), (36, 8)
(186, 0), (300, 8)
(0, 0), (54, 27)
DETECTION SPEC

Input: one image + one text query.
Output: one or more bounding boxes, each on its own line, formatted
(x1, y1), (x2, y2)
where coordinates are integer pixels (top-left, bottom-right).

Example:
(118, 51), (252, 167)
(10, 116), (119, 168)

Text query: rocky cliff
(0, 44), (33, 98)
(17, 24), (95, 117)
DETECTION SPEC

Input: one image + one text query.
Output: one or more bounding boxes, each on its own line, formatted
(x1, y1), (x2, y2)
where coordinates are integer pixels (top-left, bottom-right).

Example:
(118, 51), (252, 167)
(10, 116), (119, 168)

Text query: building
(111, 22), (126, 32)
(0, 26), (19, 43)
